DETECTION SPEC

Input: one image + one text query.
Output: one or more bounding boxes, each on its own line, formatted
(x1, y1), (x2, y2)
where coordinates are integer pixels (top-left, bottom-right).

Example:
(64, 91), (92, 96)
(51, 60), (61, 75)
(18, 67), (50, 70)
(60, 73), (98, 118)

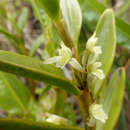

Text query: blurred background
(0, 0), (129, 129)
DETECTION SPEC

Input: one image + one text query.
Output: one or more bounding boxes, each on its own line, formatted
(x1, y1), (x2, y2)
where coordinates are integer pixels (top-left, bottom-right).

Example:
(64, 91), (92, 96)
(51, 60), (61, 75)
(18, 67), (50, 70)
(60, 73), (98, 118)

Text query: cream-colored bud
(92, 69), (105, 80)
(86, 34), (98, 53)
(69, 58), (83, 72)
(42, 113), (71, 125)
(89, 104), (108, 123)
(93, 46), (102, 57)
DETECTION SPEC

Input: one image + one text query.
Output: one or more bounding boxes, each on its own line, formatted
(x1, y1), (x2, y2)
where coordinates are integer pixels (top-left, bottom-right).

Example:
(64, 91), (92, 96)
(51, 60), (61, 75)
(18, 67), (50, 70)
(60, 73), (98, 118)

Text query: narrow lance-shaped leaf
(37, 0), (60, 20)
(30, 0), (45, 29)
(92, 9), (116, 98)
(0, 26), (20, 46)
(60, 0), (82, 44)
(0, 71), (31, 115)
(96, 67), (125, 130)
(29, 35), (46, 56)
(0, 50), (81, 96)
(18, 7), (29, 32)
(0, 118), (83, 130)
(87, 0), (130, 39)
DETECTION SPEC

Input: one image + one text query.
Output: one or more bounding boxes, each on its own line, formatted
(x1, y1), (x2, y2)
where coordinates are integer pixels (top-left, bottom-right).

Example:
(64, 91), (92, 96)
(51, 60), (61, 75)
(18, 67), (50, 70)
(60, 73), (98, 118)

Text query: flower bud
(89, 104), (108, 123)
(86, 34), (98, 53)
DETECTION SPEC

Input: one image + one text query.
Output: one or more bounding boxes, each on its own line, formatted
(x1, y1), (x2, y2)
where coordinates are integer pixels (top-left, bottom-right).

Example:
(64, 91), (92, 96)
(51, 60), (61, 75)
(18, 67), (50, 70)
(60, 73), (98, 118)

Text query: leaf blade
(96, 68), (126, 130)
(93, 9), (116, 97)
(0, 118), (83, 130)
(0, 50), (81, 96)
(60, 0), (82, 44)
(37, 0), (60, 20)
(0, 71), (31, 114)
(87, 0), (130, 39)
(18, 7), (29, 32)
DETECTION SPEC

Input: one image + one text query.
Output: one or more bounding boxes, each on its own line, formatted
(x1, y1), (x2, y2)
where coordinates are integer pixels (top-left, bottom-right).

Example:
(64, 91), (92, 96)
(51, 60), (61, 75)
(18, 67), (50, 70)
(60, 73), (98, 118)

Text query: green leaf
(18, 8), (29, 32)
(92, 9), (116, 97)
(7, 13), (21, 35)
(60, 0), (82, 44)
(30, 0), (45, 29)
(54, 89), (67, 116)
(0, 118), (83, 130)
(120, 104), (127, 130)
(37, 0), (60, 20)
(29, 35), (45, 56)
(86, 0), (130, 39)
(0, 71), (30, 114)
(0, 50), (81, 96)
(96, 68), (125, 130)
(0, 26), (20, 49)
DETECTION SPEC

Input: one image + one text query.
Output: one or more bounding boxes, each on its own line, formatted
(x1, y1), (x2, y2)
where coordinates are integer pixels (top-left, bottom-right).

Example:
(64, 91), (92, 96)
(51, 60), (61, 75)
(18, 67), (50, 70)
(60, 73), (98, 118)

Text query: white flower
(56, 43), (72, 68)
(86, 33), (102, 58)
(93, 46), (102, 57)
(69, 58), (83, 72)
(92, 69), (105, 80)
(92, 62), (102, 70)
(89, 104), (108, 123)
(86, 34), (98, 53)
(43, 42), (83, 71)
(42, 113), (71, 125)
(88, 62), (105, 80)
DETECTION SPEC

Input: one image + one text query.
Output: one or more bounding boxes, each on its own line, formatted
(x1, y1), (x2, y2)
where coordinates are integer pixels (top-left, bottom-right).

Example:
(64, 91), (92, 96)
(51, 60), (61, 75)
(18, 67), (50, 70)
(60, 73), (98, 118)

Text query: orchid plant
(0, 0), (126, 130)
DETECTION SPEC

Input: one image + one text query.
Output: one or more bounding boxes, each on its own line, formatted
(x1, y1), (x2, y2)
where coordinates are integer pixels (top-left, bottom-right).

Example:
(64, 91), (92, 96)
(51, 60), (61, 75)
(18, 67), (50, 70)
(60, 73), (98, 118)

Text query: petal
(86, 33), (98, 52)
(92, 62), (102, 71)
(69, 58), (83, 72)
(89, 104), (108, 123)
(93, 46), (102, 56)
(92, 69), (105, 80)
(42, 113), (71, 125)
(43, 56), (59, 64)
(59, 42), (72, 58)
(56, 56), (70, 68)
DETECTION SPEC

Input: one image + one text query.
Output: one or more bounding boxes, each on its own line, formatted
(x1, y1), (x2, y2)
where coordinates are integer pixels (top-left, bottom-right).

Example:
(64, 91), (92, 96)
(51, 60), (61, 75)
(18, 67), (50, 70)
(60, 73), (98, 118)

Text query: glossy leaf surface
(96, 68), (125, 130)
(87, 0), (130, 39)
(0, 118), (83, 130)
(0, 71), (30, 114)
(60, 0), (82, 44)
(0, 51), (81, 96)
(92, 9), (116, 97)
(37, 0), (60, 20)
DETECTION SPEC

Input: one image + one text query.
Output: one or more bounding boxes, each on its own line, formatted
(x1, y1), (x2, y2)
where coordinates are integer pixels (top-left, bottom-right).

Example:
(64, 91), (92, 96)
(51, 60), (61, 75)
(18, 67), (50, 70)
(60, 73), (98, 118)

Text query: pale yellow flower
(44, 42), (83, 72)
(86, 33), (102, 57)
(89, 104), (108, 123)
(88, 62), (105, 80)
(86, 34), (98, 53)
(42, 113), (71, 125)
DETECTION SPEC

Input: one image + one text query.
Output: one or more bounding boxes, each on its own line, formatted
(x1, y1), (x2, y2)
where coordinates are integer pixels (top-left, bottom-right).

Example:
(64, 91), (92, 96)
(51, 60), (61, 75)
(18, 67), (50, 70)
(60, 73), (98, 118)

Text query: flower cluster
(86, 33), (105, 80)
(43, 42), (83, 72)
(87, 104), (108, 127)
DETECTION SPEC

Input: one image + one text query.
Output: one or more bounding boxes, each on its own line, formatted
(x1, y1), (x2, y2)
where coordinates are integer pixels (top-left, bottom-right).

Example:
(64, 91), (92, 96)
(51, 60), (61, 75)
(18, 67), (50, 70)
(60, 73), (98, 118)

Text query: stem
(78, 88), (95, 130)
